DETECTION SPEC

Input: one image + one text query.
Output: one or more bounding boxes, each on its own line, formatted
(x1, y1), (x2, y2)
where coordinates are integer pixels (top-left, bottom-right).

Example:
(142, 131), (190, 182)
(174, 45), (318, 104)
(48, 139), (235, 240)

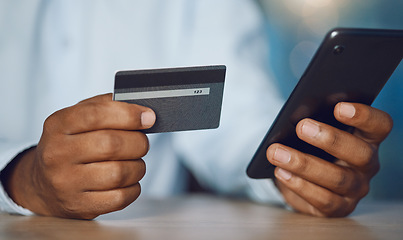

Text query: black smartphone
(247, 28), (403, 179)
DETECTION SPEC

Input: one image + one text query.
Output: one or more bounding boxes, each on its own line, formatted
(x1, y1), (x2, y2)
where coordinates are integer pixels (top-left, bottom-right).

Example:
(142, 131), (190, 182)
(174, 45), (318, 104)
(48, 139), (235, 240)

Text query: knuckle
(48, 174), (69, 192)
(307, 205), (326, 218)
(62, 201), (97, 220)
(62, 201), (81, 216)
(336, 171), (370, 199)
(359, 183), (370, 198)
(332, 171), (349, 192)
(325, 130), (342, 151)
(317, 194), (339, 215)
(43, 114), (57, 133)
(67, 101), (108, 131)
(375, 110), (394, 134)
(358, 104), (372, 121)
(292, 153), (309, 173)
(99, 132), (122, 159)
(319, 195), (335, 211)
(137, 159), (146, 178)
(112, 192), (127, 210)
(39, 146), (58, 167)
(81, 103), (103, 126)
(113, 184), (141, 211)
(316, 197), (357, 218)
(360, 106), (393, 138)
(137, 133), (150, 157)
(291, 176), (306, 193)
(355, 144), (375, 167)
(333, 169), (366, 197)
(55, 192), (101, 219)
(132, 160), (146, 182)
(108, 163), (126, 187)
(43, 107), (72, 134)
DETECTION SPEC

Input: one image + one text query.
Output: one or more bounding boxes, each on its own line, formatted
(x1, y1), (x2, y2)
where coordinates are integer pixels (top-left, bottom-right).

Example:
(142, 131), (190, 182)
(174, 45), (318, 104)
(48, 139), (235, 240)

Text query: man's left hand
(267, 102), (393, 217)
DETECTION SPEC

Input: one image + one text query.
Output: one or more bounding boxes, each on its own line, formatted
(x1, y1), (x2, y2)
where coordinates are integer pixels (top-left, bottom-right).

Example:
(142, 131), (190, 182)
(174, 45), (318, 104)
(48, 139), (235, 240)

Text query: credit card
(113, 65), (226, 133)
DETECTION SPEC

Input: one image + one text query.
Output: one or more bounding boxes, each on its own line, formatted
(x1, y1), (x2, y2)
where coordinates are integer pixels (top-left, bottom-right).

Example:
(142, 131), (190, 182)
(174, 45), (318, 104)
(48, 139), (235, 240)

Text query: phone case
(247, 28), (403, 179)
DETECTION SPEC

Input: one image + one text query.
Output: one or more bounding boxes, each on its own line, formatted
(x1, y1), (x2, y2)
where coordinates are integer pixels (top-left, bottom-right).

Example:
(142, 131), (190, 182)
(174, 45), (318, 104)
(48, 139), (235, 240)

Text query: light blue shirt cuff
(0, 183), (35, 216)
(246, 178), (286, 206)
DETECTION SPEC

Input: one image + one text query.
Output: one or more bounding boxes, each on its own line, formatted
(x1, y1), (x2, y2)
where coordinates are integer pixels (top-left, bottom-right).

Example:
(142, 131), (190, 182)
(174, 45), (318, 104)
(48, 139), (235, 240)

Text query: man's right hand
(2, 93), (155, 219)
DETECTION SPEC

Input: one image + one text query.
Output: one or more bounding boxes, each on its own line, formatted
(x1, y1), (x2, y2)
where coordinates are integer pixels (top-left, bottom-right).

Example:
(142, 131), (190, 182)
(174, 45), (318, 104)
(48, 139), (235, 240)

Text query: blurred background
(257, 0), (403, 200)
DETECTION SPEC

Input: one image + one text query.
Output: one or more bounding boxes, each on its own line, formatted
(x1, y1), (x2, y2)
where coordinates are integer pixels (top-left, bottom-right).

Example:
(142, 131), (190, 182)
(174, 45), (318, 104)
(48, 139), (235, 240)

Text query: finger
(267, 144), (369, 197)
(334, 102), (393, 144)
(67, 130), (149, 163)
(274, 168), (356, 217)
(77, 160), (146, 191)
(70, 183), (141, 219)
(87, 183), (141, 216)
(78, 93), (113, 104)
(275, 180), (324, 217)
(47, 100), (156, 134)
(296, 119), (377, 169)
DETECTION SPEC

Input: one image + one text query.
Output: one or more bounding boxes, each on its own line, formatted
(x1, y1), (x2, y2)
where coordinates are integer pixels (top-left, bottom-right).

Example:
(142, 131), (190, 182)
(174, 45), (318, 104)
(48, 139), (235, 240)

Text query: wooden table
(0, 194), (402, 240)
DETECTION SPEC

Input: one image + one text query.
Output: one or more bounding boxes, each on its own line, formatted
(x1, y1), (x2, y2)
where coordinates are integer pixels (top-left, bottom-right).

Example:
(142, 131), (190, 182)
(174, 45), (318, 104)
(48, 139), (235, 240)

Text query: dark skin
(3, 94), (156, 219)
(2, 95), (393, 219)
(267, 102), (393, 217)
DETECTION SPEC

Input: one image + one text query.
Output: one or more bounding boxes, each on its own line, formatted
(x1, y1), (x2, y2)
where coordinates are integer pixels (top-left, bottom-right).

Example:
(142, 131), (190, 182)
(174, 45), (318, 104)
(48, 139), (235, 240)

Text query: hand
(2, 94), (156, 219)
(266, 102), (393, 217)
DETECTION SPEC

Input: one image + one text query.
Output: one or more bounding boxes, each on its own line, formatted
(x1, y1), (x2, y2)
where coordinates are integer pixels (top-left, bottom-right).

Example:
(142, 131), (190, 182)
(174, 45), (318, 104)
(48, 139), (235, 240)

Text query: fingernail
(141, 110), (156, 128)
(301, 121), (320, 138)
(339, 103), (356, 119)
(274, 148), (291, 163)
(276, 168), (292, 181)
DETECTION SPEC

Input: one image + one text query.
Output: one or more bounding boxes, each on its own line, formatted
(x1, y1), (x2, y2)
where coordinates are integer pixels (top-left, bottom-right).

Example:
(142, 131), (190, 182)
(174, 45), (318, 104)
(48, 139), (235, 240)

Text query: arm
(267, 102), (393, 217)
(1, 93), (155, 219)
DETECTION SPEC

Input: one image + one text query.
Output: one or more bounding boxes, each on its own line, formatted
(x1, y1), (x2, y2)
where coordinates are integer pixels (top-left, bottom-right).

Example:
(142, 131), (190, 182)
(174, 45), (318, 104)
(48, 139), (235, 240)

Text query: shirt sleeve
(0, 141), (36, 215)
(170, 0), (286, 205)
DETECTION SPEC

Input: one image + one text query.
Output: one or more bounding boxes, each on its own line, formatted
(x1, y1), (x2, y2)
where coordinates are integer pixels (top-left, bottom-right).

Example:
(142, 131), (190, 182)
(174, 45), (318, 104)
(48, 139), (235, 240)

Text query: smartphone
(247, 28), (403, 179)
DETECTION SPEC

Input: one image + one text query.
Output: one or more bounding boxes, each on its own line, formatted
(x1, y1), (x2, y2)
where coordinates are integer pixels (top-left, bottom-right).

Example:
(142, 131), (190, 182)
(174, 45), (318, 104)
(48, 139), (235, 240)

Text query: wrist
(1, 147), (46, 215)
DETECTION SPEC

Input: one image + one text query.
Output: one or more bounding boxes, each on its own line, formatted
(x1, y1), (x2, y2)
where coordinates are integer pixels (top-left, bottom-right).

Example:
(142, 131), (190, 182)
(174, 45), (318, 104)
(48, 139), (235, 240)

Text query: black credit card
(113, 65), (226, 133)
